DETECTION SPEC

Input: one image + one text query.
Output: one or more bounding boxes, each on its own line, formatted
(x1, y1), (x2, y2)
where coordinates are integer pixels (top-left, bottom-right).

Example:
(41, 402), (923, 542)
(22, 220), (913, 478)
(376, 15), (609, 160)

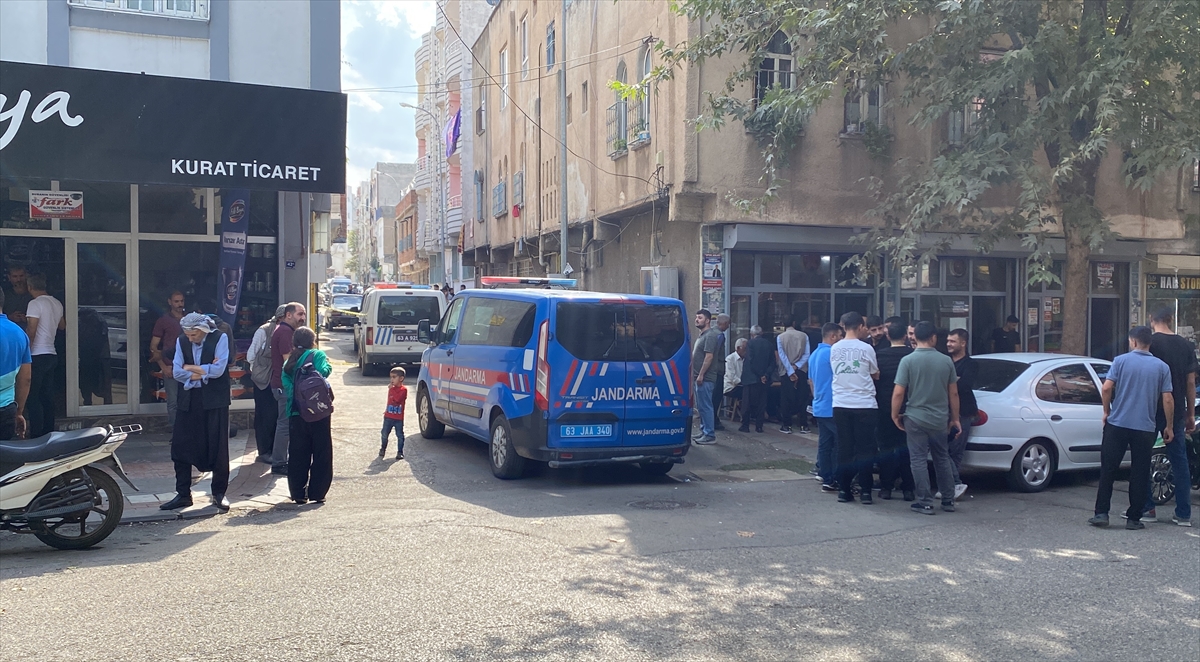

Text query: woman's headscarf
(180, 312), (217, 334)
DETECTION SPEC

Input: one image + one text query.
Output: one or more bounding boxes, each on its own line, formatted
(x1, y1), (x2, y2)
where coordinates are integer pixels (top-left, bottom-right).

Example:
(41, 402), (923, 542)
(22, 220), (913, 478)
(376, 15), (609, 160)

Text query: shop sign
(0, 61), (346, 194)
(28, 190), (82, 219)
(1095, 262), (1115, 290)
(1027, 307), (1038, 326)
(1147, 274), (1200, 291)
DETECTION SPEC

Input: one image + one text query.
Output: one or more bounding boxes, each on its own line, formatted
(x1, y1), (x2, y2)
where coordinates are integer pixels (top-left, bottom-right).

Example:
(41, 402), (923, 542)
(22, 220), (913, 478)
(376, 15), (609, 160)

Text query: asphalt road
(2, 329), (1197, 661)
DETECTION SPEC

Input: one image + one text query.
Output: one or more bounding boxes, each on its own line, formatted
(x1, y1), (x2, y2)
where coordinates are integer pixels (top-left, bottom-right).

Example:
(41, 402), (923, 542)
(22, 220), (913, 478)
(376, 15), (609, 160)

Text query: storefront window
(760, 254), (784, 285)
(973, 258), (1008, 292)
(217, 189), (279, 237)
(77, 243), (128, 406)
(140, 185), (208, 234)
(945, 258), (970, 291)
(1146, 274), (1200, 347)
(789, 254), (830, 288)
(835, 256), (876, 288)
(730, 294), (751, 344)
(1, 176), (53, 231)
(730, 252), (755, 287)
(58, 181), (131, 233)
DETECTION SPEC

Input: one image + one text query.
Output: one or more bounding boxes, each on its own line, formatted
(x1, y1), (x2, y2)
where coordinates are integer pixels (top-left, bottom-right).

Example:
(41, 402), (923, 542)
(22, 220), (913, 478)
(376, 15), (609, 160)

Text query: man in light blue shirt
(0, 290), (32, 440)
(808, 323), (843, 489)
(1090, 326), (1173, 530)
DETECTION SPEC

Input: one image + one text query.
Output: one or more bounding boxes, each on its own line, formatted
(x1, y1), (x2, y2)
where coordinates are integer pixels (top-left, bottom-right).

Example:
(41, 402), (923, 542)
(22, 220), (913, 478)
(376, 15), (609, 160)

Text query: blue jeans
(694, 381), (715, 437)
(816, 416), (838, 484)
(381, 418), (404, 452)
(1145, 419), (1191, 520)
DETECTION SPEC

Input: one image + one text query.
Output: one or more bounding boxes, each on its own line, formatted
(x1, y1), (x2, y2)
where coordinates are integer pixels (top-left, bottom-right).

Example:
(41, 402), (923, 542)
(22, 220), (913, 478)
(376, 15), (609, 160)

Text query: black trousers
(1094, 423), (1155, 520)
(877, 409), (914, 492)
(741, 382), (767, 429)
(0, 402), (16, 440)
(27, 354), (57, 438)
(712, 377), (725, 425)
(779, 376), (802, 428)
(289, 415), (333, 502)
(173, 433), (230, 498)
(834, 407), (878, 496)
(252, 385), (277, 456)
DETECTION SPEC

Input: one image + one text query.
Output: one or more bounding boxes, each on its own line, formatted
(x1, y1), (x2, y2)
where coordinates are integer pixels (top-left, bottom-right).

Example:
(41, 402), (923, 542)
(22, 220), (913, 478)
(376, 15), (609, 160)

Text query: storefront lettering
(0, 90), (85, 150)
(170, 159), (322, 181)
(1149, 274), (1200, 291)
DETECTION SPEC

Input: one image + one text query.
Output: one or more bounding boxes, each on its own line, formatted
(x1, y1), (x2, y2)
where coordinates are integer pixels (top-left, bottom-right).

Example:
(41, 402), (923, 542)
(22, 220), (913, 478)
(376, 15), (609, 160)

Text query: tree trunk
(1061, 221), (1091, 355)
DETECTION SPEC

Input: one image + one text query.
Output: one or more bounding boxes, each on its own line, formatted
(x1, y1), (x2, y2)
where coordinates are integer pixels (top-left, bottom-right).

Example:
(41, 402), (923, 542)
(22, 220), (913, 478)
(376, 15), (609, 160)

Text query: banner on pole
(218, 189), (250, 325)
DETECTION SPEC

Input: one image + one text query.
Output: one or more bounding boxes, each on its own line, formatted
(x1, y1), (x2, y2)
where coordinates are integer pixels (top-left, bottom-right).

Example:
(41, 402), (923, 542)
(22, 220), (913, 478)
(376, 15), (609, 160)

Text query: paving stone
(126, 494), (160, 504)
(725, 469), (805, 482)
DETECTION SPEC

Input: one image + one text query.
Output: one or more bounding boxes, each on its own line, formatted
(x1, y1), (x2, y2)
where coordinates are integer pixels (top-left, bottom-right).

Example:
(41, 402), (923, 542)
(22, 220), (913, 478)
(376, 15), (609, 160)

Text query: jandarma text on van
(170, 159), (322, 181)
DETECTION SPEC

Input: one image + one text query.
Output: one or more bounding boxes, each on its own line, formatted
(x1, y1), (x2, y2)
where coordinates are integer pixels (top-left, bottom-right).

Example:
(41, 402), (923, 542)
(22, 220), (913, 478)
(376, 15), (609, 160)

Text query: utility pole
(558, 0), (568, 276)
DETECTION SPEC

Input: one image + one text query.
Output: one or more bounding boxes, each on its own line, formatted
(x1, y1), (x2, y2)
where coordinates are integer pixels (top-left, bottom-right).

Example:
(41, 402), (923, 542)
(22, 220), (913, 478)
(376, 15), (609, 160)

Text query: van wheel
(418, 387), (444, 439)
(358, 350), (371, 376)
(1007, 439), (1055, 492)
(637, 462), (674, 476)
(352, 331), (359, 353)
(489, 415), (525, 479)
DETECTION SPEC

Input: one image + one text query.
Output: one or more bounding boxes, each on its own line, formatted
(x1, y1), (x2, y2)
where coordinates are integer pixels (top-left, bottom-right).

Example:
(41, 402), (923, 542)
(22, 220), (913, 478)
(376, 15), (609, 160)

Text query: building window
(519, 15), (529, 77)
(476, 84), (486, 135)
(843, 82), (882, 135)
(1193, 159), (1200, 191)
(756, 31), (794, 102)
(629, 47), (652, 148)
(948, 98), (983, 146)
(492, 179), (507, 218)
(546, 21), (556, 71)
(566, 94), (573, 125)
(68, 0), (209, 20)
(498, 48), (508, 109)
(607, 62), (628, 157)
(582, 81), (589, 113)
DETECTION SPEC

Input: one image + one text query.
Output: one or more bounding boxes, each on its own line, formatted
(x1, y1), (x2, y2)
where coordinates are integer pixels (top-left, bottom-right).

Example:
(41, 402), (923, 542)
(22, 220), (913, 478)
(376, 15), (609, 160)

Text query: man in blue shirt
(808, 323), (843, 490)
(0, 290), (32, 440)
(1090, 326), (1174, 530)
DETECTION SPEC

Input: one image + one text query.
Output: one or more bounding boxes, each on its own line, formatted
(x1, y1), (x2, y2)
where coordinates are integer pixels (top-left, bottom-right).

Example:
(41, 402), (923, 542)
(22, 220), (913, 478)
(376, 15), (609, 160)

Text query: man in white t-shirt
(830, 311), (880, 504)
(24, 273), (64, 438)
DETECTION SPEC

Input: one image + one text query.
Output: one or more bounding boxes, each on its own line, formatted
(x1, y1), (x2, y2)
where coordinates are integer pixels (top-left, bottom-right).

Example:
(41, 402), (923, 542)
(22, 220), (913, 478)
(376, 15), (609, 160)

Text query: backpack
(293, 352), (335, 422)
(249, 321), (276, 390)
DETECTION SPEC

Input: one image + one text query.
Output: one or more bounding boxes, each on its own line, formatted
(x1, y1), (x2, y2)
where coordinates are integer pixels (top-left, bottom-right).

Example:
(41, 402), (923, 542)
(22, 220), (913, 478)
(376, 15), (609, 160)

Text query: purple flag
(444, 108), (462, 158)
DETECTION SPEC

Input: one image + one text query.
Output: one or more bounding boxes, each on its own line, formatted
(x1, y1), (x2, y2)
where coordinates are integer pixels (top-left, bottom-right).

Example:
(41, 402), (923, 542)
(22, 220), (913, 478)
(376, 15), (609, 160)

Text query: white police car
(415, 278), (693, 478)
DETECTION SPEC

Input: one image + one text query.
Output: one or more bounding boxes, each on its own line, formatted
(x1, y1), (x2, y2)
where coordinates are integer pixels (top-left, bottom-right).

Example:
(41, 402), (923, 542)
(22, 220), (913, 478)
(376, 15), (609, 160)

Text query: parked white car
(962, 353), (1127, 492)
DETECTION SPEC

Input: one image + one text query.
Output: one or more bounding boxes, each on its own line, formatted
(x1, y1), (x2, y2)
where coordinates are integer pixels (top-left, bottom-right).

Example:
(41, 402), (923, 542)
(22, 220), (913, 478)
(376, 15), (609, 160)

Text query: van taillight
(366, 327), (373, 345)
(534, 320), (550, 410)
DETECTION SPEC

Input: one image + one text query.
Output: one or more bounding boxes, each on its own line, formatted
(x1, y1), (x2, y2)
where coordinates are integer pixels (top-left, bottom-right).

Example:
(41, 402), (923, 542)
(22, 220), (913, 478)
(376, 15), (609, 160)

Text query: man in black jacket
(946, 328), (977, 500)
(739, 325), (776, 433)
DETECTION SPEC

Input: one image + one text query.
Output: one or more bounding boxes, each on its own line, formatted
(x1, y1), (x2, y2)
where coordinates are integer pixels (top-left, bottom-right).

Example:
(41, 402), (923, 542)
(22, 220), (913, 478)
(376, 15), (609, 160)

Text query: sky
(342, 0), (437, 199)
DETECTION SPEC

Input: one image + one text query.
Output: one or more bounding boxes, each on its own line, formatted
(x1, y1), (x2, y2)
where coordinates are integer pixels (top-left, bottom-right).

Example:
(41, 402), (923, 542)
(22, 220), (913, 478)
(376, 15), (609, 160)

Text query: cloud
(341, 0), (430, 193)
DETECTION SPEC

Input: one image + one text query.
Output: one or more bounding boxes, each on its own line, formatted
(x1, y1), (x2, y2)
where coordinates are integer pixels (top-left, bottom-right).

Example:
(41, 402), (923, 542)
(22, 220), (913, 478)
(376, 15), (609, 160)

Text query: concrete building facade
(469, 0), (1200, 358)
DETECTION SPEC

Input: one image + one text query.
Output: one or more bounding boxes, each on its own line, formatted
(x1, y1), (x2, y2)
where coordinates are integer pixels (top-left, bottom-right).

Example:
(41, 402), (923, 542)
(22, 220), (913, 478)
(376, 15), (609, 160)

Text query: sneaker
(860, 493), (874, 505)
(933, 491), (942, 499)
(954, 483), (968, 499)
(878, 488), (893, 500)
(799, 426), (811, 434)
(941, 501), (955, 512)
(1125, 519), (1145, 530)
(271, 465), (289, 476)
(902, 490), (916, 502)
(1172, 517), (1193, 527)
(1121, 508), (1155, 520)
(837, 492), (854, 503)
(378, 448), (386, 459)
(694, 436), (717, 445)
(808, 467), (820, 476)
(1088, 513), (1110, 527)
(779, 426), (792, 434)
(821, 483), (838, 493)
(396, 453), (405, 460)
(737, 426), (751, 433)
(911, 503), (935, 515)
(754, 426), (764, 433)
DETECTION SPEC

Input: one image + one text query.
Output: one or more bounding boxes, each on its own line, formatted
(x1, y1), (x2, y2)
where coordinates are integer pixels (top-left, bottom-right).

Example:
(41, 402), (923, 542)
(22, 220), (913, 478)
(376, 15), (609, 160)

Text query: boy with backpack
(381, 366), (407, 459)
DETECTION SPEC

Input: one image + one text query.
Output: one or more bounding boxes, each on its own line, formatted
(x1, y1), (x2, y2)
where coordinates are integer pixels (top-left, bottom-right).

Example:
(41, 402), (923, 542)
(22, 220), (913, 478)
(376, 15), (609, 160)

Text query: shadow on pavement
(0, 525), (219, 579)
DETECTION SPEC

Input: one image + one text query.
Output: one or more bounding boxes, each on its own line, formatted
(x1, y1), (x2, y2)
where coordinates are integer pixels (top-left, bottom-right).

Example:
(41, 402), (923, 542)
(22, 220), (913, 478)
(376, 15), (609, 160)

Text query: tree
(346, 229), (361, 280)
(657, 0), (1199, 353)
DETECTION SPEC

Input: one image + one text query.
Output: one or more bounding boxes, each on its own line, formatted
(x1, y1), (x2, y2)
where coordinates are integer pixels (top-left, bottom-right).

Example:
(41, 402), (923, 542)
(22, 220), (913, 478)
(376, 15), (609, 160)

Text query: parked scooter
(0, 425), (140, 550)
(1150, 418), (1200, 506)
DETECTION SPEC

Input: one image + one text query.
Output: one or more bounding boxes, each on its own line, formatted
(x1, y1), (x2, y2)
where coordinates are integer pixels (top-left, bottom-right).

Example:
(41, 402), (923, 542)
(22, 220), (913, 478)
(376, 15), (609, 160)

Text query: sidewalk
(116, 430), (292, 523)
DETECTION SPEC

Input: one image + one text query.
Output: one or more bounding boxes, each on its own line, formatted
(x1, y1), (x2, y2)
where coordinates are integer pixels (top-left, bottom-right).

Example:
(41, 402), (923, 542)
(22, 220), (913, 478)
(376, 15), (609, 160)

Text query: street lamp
(401, 101), (450, 287)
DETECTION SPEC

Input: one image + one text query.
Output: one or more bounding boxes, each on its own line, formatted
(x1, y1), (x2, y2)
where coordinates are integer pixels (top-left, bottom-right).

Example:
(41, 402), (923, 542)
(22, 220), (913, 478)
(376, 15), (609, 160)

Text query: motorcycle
(0, 425), (140, 550)
(1150, 419), (1200, 506)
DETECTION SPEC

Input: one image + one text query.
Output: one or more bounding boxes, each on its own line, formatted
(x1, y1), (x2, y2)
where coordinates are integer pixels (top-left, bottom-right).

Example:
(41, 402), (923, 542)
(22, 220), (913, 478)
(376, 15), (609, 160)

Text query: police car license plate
(395, 332), (418, 342)
(560, 424), (613, 438)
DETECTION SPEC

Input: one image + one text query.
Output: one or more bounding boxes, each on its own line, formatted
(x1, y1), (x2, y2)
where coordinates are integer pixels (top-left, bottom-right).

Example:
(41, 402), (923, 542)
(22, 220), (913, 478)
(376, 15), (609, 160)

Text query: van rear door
(620, 302), (689, 446)
(372, 292), (442, 355)
(548, 301), (628, 449)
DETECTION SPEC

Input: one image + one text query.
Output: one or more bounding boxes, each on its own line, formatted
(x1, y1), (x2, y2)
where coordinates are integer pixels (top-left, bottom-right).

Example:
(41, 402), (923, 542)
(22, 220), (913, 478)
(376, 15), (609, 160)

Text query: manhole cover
(627, 499), (698, 510)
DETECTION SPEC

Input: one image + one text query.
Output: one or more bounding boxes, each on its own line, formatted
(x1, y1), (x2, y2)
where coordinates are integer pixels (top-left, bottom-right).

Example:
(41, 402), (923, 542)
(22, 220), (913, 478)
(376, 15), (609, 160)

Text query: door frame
(66, 233), (137, 418)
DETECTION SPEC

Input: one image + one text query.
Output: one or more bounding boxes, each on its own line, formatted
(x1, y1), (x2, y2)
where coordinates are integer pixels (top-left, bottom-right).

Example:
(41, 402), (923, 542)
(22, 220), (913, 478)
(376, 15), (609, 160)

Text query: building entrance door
(75, 241), (132, 415)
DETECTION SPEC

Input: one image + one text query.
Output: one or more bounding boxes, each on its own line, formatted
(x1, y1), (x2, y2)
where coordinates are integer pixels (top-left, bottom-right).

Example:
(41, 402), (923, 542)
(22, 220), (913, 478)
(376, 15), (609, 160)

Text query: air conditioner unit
(641, 266), (678, 299)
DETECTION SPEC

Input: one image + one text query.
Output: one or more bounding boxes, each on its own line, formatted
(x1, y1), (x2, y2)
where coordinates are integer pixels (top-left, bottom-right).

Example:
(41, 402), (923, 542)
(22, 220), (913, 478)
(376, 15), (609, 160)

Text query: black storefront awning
(0, 61), (346, 194)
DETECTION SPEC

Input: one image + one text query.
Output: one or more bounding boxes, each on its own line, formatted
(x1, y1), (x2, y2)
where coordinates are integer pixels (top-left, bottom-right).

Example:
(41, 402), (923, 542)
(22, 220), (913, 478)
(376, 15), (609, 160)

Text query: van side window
(378, 295), (442, 326)
(458, 298), (537, 347)
(438, 298), (465, 343)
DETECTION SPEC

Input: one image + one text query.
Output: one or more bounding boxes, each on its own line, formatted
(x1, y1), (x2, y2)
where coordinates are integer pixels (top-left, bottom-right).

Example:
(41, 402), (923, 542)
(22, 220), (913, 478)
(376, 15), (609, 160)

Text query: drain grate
(627, 499), (698, 510)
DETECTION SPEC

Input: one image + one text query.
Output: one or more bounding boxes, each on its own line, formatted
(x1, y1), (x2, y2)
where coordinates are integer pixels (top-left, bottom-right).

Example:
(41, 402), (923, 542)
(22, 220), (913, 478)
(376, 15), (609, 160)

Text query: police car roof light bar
(480, 276), (577, 288)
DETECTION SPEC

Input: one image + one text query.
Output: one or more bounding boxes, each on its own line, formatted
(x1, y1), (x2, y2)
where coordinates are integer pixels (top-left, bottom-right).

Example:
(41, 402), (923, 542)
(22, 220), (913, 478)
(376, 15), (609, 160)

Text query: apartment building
(0, 0), (345, 425)
(470, 0), (1199, 357)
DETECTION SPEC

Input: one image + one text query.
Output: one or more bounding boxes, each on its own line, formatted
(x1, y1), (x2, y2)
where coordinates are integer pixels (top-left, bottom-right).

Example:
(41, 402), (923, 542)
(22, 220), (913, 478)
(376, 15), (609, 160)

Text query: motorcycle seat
(0, 428), (109, 465)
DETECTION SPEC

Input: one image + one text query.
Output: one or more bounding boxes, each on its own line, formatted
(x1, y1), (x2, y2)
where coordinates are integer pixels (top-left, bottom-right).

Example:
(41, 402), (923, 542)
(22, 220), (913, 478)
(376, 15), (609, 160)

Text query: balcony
(447, 194), (463, 209)
(444, 43), (463, 81)
(628, 101), (651, 150)
(415, 39), (431, 70)
(445, 205), (463, 236)
(69, 0), (209, 20)
(414, 156), (432, 189)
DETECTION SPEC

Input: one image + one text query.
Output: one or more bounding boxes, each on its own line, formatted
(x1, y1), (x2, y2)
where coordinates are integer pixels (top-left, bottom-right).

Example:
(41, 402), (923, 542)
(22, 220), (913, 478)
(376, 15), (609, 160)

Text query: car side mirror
(417, 319), (433, 344)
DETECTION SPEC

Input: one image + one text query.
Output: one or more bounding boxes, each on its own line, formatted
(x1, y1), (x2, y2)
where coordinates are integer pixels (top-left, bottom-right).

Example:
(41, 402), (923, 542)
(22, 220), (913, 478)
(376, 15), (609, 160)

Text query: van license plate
(396, 332), (418, 342)
(560, 424), (613, 438)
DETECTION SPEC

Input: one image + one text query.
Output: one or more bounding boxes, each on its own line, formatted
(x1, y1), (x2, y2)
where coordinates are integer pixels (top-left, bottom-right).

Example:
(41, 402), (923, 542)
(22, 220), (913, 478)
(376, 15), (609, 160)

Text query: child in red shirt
(381, 366), (408, 459)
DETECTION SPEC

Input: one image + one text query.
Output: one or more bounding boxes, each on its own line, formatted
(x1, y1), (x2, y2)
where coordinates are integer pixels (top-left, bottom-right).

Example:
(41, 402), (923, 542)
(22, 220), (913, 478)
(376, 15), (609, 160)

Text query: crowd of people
(700, 307), (1196, 522)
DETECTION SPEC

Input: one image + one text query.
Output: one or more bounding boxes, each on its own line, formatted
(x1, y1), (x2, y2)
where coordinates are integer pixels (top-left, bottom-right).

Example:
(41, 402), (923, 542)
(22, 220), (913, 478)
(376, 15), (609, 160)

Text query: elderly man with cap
(160, 313), (232, 511)
(247, 305), (286, 464)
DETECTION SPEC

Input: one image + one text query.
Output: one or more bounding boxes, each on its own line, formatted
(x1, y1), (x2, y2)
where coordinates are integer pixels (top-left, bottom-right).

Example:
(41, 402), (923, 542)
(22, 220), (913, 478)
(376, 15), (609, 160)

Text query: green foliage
(660, 0), (1200, 288)
(860, 121), (892, 160)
